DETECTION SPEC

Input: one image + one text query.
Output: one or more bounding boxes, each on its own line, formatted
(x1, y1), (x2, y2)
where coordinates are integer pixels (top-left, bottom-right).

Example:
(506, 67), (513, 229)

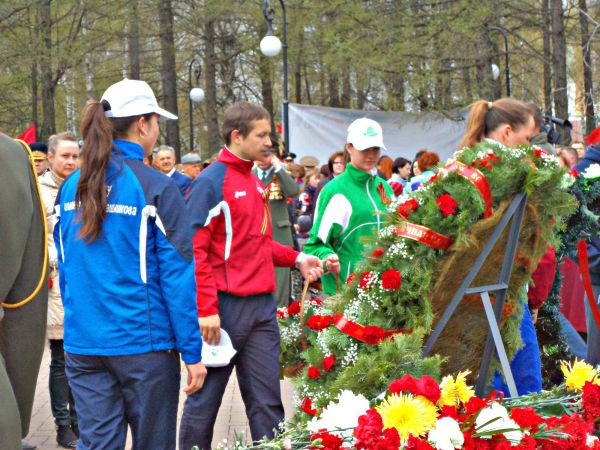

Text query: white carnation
(587, 434), (599, 447)
(428, 417), (464, 450)
(307, 390), (370, 439)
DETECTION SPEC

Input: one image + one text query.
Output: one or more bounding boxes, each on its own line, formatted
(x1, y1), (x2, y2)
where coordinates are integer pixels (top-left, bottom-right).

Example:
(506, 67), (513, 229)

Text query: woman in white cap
(304, 117), (394, 295)
(53, 79), (206, 449)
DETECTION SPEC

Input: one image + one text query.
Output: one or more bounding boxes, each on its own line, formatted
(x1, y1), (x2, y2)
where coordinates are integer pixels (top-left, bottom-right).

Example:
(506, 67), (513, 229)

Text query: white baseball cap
(101, 79), (177, 121)
(201, 329), (237, 367)
(346, 117), (386, 151)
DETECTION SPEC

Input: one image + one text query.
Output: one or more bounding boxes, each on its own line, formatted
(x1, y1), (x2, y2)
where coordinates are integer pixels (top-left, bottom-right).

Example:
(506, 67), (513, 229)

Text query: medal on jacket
(267, 177), (283, 201)
(261, 187), (272, 234)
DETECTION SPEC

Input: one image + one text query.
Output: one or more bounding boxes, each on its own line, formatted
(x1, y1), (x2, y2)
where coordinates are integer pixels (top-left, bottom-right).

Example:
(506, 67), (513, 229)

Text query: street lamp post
(489, 27), (510, 98)
(260, 0), (289, 152)
(188, 58), (205, 158)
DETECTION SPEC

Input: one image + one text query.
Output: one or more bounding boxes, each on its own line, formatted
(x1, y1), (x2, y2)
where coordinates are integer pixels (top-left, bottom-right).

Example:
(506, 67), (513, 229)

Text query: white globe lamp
(491, 64), (500, 81)
(260, 35), (282, 57)
(189, 87), (205, 103)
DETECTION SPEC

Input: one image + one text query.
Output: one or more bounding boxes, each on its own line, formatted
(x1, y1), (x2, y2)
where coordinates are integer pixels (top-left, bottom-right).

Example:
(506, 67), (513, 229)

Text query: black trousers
(179, 292), (284, 450)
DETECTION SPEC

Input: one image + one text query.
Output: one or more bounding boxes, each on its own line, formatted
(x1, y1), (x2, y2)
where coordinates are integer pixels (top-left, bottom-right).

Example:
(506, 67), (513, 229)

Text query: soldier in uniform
(253, 141), (299, 307)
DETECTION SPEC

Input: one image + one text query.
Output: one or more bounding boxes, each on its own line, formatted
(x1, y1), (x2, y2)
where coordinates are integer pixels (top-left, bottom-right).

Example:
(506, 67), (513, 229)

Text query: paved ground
(24, 346), (296, 449)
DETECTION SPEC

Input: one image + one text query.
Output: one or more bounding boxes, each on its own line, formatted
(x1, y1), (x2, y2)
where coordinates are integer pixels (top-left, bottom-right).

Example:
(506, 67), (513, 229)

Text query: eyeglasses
(333, 161), (344, 165)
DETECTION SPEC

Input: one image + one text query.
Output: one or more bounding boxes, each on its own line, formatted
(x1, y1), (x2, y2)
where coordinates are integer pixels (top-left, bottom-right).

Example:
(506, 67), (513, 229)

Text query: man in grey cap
(181, 152), (202, 180)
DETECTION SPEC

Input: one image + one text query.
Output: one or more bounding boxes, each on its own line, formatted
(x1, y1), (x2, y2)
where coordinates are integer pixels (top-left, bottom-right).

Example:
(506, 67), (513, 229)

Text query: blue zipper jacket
(54, 139), (202, 364)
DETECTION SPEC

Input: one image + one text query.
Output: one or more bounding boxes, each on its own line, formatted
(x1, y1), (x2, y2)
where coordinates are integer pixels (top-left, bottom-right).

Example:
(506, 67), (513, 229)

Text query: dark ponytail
(459, 98), (532, 149)
(77, 101), (114, 242)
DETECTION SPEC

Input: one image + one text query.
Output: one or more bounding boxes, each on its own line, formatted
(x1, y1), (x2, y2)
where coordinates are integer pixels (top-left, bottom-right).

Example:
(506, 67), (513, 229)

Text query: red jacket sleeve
(192, 227), (219, 317)
(272, 240), (299, 268)
(528, 246), (557, 310)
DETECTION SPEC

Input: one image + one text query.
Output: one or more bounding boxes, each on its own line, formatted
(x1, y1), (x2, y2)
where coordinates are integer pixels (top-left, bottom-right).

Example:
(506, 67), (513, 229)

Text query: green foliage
(280, 141), (577, 425)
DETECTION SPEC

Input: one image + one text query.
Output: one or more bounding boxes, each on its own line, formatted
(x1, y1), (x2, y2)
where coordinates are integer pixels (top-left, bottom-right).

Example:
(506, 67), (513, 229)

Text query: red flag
(18, 123), (37, 144)
(585, 125), (600, 146)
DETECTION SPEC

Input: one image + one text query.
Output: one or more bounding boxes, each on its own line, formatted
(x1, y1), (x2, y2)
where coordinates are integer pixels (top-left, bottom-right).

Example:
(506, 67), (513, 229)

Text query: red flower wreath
(381, 268), (402, 291)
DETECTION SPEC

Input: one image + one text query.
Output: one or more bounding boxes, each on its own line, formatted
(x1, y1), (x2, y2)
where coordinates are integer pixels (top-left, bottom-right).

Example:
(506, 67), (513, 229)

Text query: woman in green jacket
(304, 118), (394, 295)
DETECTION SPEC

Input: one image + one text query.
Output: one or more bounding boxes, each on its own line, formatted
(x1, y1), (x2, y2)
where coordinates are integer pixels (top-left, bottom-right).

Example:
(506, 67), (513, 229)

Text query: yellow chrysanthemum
(376, 393), (437, 441)
(438, 371), (474, 407)
(561, 359), (600, 391)
(454, 370), (475, 403)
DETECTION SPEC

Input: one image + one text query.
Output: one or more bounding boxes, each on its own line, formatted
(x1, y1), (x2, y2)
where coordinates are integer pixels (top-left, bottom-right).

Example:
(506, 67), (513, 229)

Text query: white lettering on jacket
(234, 191), (246, 199)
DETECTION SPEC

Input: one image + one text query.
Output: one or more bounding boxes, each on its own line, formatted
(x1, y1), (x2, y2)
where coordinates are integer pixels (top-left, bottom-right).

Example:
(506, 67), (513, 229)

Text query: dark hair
(459, 98), (532, 148)
(77, 101), (153, 242)
(392, 157), (411, 174)
(527, 103), (544, 130)
(327, 150), (346, 173)
(377, 155), (393, 179)
(416, 151), (440, 172)
(222, 102), (270, 146)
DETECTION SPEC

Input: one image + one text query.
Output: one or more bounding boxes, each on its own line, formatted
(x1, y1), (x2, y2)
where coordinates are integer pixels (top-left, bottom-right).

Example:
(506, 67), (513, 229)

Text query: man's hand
(531, 308), (539, 324)
(296, 253), (324, 282)
(270, 154), (282, 171)
(324, 254), (341, 274)
(184, 361), (207, 395)
(199, 314), (221, 345)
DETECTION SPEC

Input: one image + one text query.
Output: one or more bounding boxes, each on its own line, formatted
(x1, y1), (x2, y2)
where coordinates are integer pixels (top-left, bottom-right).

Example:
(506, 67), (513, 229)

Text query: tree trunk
(542, 0), (552, 115)
(551, 0), (569, 143)
(158, 0), (180, 158)
(579, 0), (595, 135)
(40, 0), (55, 141)
(31, 62), (38, 138)
(128, 0), (141, 80)
(328, 71), (340, 107)
(341, 68), (351, 108)
(204, 19), (221, 157)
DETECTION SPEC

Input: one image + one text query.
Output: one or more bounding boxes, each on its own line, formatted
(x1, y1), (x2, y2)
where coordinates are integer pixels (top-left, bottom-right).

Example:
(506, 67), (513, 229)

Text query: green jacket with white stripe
(304, 163), (394, 295)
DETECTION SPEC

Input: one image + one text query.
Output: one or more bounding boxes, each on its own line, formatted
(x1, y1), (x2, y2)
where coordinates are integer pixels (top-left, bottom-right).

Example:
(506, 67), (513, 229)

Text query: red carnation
(534, 148), (543, 158)
(569, 168), (579, 178)
(301, 396), (317, 415)
(277, 309), (285, 319)
(354, 408), (384, 449)
(405, 435), (435, 450)
(389, 374), (417, 395)
(311, 430), (344, 450)
(346, 272), (356, 285)
(359, 272), (374, 290)
(436, 193), (459, 217)
(322, 354), (335, 372)
(309, 297), (324, 306)
(464, 396), (487, 415)
(510, 406), (543, 432)
(581, 380), (600, 422)
(307, 366), (321, 379)
(428, 173), (440, 184)
(415, 375), (441, 404)
(307, 314), (334, 331)
(397, 198), (419, 218)
(372, 249), (385, 260)
(380, 428), (401, 449)
(440, 405), (459, 419)
(287, 301), (300, 316)
(381, 268), (402, 291)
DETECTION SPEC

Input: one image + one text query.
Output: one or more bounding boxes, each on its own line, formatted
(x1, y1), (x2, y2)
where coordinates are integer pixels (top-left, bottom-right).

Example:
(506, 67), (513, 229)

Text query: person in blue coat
(54, 79), (206, 450)
(153, 144), (192, 196)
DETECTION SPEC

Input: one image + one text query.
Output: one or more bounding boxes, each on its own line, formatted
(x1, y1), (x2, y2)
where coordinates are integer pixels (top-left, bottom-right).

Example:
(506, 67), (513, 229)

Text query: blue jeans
(49, 339), (77, 427)
(179, 292), (283, 450)
(66, 350), (180, 450)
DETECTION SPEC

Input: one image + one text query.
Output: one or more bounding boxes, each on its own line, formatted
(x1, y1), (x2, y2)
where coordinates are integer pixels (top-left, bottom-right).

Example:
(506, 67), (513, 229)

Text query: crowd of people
(16, 77), (600, 450)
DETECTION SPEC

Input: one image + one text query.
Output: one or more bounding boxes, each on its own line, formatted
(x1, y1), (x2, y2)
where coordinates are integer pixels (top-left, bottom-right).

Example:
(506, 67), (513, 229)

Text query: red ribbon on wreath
(333, 314), (408, 344)
(445, 160), (493, 218)
(395, 222), (453, 250)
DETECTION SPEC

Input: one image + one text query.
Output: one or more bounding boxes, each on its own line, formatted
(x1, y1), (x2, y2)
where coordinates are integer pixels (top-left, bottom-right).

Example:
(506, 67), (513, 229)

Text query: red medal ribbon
(333, 313), (407, 344)
(395, 222), (453, 250)
(446, 161), (493, 218)
(577, 240), (600, 332)
(377, 182), (392, 205)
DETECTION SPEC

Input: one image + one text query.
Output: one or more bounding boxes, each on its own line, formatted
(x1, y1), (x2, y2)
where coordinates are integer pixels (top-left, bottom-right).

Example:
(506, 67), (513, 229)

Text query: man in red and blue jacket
(180, 102), (327, 449)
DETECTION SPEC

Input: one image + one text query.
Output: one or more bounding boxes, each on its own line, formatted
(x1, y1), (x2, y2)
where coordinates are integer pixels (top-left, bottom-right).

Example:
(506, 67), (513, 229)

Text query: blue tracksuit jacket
(54, 139), (202, 364)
